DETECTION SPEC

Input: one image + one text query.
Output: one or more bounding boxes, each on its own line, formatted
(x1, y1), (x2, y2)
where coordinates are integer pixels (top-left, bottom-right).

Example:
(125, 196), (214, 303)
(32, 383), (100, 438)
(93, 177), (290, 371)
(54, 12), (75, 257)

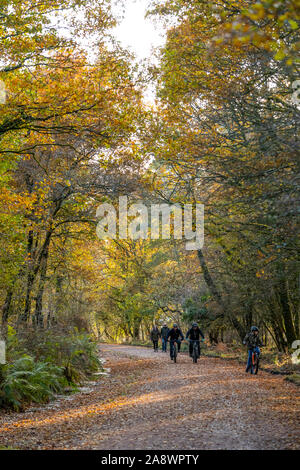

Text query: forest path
(0, 344), (299, 450)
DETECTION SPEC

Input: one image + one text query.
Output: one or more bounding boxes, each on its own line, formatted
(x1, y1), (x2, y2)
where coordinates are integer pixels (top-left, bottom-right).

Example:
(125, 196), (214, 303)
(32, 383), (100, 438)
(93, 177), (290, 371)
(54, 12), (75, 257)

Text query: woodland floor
(0, 344), (299, 450)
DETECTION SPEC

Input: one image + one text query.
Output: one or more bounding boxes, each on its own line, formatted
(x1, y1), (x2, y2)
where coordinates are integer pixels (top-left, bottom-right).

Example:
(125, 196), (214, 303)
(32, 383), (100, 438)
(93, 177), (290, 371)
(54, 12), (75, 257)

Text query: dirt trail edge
(0, 344), (299, 450)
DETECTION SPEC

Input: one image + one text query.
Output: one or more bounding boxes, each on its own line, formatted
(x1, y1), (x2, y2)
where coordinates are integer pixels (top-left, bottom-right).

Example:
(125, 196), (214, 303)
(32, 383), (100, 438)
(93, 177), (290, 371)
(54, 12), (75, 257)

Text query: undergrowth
(0, 326), (103, 410)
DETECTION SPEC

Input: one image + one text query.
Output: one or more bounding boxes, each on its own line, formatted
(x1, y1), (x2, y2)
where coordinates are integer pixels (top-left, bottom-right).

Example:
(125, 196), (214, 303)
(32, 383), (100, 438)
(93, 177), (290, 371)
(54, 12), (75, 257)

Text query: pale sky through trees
(110, 0), (165, 103)
(112, 0), (164, 60)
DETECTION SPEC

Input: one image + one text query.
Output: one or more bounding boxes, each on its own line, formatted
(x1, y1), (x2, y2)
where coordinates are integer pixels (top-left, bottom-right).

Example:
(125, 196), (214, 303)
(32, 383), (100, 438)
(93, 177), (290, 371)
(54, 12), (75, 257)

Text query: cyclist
(243, 326), (263, 374)
(186, 322), (205, 358)
(167, 323), (184, 360)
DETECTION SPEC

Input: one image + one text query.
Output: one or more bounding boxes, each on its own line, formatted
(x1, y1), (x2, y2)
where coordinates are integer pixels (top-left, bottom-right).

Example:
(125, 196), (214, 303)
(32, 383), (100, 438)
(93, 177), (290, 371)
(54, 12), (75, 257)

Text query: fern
(0, 330), (103, 410)
(0, 355), (66, 410)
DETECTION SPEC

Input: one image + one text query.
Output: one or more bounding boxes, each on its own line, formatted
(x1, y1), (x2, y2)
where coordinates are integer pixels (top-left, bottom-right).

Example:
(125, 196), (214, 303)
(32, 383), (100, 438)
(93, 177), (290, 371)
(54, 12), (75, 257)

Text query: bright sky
(111, 0), (164, 61)
(51, 0), (165, 101)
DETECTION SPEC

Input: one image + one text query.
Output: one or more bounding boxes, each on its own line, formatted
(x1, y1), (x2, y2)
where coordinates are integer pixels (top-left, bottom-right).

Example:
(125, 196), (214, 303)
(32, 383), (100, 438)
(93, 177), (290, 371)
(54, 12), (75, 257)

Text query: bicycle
(251, 348), (260, 375)
(189, 339), (200, 363)
(169, 340), (178, 363)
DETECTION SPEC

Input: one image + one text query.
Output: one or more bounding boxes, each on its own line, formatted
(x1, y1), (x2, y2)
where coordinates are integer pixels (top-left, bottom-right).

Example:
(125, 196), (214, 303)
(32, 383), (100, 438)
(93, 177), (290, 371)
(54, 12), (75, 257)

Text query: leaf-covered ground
(0, 344), (299, 450)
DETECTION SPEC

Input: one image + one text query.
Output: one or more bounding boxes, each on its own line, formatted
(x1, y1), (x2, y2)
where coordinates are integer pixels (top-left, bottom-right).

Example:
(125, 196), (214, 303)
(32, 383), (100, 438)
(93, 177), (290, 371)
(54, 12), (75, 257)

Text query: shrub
(0, 355), (66, 411)
(63, 333), (102, 382)
(32, 330), (102, 384)
(0, 328), (103, 410)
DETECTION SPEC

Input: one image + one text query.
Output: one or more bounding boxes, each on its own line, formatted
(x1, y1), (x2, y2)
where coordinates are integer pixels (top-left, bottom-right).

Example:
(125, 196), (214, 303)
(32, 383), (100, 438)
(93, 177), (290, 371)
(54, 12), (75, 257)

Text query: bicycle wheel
(193, 344), (197, 363)
(252, 352), (258, 374)
(173, 344), (177, 363)
(254, 355), (259, 375)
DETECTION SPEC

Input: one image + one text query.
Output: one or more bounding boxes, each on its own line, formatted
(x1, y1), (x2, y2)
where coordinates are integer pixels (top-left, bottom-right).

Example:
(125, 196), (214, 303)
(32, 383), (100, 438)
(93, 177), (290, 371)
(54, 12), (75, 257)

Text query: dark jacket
(243, 332), (262, 350)
(150, 327), (160, 341)
(167, 327), (184, 341)
(186, 327), (204, 341)
(160, 326), (169, 339)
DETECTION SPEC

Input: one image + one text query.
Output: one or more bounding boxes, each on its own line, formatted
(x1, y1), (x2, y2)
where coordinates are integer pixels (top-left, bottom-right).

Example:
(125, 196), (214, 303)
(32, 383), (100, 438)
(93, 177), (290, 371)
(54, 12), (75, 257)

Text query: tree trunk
(34, 241), (50, 328)
(22, 271), (34, 324)
(277, 278), (296, 348)
(34, 232), (52, 327)
(245, 289), (253, 330)
(2, 290), (13, 326)
(197, 249), (246, 341)
(19, 230), (35, 323)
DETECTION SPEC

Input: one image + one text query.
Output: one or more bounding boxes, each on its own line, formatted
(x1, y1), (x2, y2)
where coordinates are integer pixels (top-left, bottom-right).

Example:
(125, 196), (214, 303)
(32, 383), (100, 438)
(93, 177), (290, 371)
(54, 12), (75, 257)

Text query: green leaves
(0, 330), (103, 410)
(0, 355), (65, 410)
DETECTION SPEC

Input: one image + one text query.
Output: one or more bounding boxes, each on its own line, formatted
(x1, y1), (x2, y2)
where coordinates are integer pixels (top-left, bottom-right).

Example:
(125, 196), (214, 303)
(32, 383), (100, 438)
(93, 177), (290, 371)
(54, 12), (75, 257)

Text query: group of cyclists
(150, 322), (263, 374)
(151, 322), (205, 360)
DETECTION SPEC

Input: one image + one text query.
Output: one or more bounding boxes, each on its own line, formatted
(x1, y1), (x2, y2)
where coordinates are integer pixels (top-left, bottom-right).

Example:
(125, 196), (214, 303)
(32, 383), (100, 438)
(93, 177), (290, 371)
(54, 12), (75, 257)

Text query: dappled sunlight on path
(0, 344), (299, 450)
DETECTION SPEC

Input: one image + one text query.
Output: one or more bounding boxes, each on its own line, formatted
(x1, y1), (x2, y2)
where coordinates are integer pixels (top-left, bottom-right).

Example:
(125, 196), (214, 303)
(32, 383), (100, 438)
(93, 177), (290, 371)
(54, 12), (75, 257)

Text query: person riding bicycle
(243, 326), (262, 374)
(186, 322), (205, 357)
(167, 324), (184, 360)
